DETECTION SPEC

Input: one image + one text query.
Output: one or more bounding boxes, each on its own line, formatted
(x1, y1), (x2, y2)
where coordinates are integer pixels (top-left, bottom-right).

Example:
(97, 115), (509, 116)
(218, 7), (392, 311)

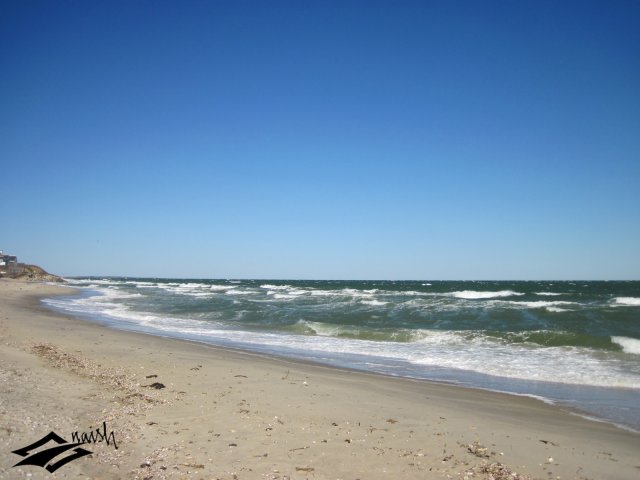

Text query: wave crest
(448, 290), (523, 300)
(613, 297), (640, 306)
(611, 336), (640, 355)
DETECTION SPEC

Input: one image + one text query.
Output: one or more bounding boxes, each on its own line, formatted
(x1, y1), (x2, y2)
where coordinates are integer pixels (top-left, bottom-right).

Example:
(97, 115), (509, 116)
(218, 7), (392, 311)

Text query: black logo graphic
(11, 431), (92, 473)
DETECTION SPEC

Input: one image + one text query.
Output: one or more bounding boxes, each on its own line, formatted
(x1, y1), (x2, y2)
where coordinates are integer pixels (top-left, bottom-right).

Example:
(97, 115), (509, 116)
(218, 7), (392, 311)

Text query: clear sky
(1, 0), (639, 279)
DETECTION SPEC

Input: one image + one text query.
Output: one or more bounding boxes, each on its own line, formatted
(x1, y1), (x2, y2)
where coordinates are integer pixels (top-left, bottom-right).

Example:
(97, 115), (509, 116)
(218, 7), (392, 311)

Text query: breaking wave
(448, 290), (523, 299)
(611, 336), (640, 355)
(613, 297), (640, 306)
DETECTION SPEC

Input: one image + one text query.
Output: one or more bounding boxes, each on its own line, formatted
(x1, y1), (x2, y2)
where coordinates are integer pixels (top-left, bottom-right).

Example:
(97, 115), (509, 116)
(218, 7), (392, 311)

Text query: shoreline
(44, 281), (640, 434)
(1, 279), (639, 479)
(46, 296), (640, 436)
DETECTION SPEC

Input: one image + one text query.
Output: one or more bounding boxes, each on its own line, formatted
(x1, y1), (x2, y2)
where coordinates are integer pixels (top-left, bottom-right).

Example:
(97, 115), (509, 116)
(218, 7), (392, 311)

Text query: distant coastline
(0, 251), (63, 282)
(0, 263), (63, 283)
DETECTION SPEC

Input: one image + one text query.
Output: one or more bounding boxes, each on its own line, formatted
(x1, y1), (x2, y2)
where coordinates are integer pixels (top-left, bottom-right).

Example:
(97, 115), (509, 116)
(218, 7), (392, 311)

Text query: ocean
(43, 279), (640, 431)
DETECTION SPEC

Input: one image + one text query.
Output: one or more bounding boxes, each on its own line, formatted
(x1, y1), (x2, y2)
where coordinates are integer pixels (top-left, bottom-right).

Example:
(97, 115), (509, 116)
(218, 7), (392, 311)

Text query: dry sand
(1, 279), (639, 479)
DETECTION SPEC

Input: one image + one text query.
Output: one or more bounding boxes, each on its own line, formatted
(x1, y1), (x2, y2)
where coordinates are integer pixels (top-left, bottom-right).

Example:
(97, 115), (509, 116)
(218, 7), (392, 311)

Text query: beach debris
(467, 441), (491, 458)
(282, 369), (290, 380)
(296, 467), (314, 472)
(30, 343), (162, 406)
(368, 426), (388, 434)
(145, 382), (166, 389)
(476, 461), (530, 480)
(228, 443), (237, 447)
(289, 446), (310, 452)
(386, 418), (398, 424)
(145, 374), (158, 378)
(539, 439), (558, 446)
(234, 374), (248, 378)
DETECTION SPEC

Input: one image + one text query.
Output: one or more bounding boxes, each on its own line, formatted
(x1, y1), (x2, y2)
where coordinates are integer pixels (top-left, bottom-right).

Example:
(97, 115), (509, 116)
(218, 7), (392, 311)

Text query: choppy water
(44, 279), (640, 431)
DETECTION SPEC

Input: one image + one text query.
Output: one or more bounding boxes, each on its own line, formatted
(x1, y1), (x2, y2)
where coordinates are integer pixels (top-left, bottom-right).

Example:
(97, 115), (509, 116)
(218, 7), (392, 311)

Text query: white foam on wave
(409, 333), (640, 388)
(310, 290), (337, 297)
(45, 284), (231, 333)
(89, 287), (143, 300)
(209, 285), (237, 291)
(613, 297), (640, 306)
(262, 286), (431, 300)
(148, 282), (222, 297)
(507, 300), (577, 309)
(66, 278), (121, 287)
(386, 290), (431, 297)
(535, 292), (564, 297)
(410, 330), (466, 345)
(174, 324), (640, 389)
(449, 290), (523, 300)
(125, 280), (157, 288)
(225, 289), (255, 296)
(260, 284), (310, 298)
(43, 289), (157, 325)
(288, 289), (307, 296)
(361, 299), (389, 306)
(341, 288), (375, 298)
(297, 320), (344, 337)
(260, 284), (292, 291)
(273, 293), (298, 300)
(611, 337), (640, 355)
(308, 288), (381, 299)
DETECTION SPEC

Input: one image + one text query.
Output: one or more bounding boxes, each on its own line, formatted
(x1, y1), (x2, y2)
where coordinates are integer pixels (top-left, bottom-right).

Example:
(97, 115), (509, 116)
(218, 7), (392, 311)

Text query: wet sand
(1, 279), (639, 479)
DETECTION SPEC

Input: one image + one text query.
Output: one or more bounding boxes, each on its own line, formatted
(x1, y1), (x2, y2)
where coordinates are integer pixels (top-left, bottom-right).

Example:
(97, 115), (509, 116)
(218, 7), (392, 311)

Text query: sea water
(43, 279), (640, 431)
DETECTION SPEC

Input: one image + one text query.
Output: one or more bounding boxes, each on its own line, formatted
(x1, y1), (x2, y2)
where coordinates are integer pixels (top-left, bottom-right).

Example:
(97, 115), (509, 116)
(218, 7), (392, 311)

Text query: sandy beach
(1, 280), (639, 479)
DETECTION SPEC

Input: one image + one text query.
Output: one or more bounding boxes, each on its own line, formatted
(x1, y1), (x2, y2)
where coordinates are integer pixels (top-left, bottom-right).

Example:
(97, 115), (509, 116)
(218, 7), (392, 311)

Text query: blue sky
(1, 1), (639, 279)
